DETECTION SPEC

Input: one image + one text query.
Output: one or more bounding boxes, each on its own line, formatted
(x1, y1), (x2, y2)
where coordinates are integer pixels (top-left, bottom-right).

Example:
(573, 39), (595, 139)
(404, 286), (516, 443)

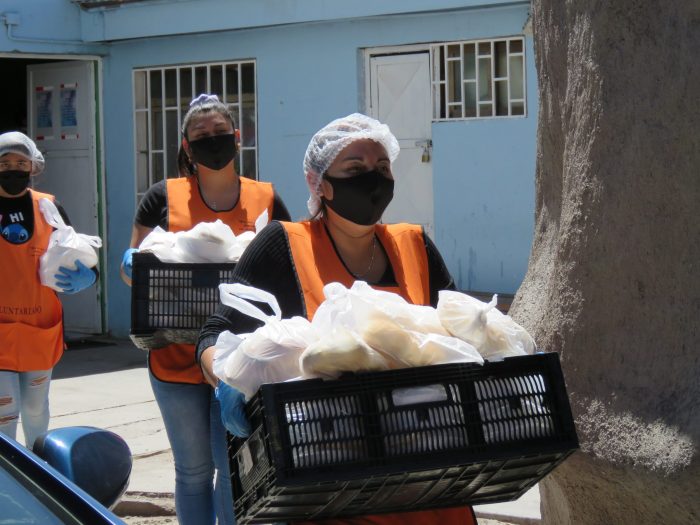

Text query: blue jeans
(0, 369), (52, 449)
(149, 372), (236, 525)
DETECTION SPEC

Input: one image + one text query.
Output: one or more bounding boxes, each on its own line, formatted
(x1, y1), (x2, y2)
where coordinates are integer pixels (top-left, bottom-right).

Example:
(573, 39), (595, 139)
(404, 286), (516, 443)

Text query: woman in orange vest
(0, 132), (97, 449)
(120, 94), (291, 525)
(197, 114), (476, 525)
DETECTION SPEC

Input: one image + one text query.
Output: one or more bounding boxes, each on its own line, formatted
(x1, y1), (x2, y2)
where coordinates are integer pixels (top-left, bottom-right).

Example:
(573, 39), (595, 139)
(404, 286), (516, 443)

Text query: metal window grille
(431, 37), (525, 120)
(133, 61), (257, 203)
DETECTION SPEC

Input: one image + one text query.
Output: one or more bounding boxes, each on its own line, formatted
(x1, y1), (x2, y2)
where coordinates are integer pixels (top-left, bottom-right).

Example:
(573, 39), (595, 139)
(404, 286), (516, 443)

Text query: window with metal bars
(431, 37), (525, 120)
(133, 61), (257, 202)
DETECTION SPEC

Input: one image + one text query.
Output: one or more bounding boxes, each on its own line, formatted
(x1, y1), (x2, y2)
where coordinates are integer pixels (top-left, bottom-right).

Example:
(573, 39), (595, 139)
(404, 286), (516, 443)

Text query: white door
(27, 61), (103, 335)
(369, 53), (433, 237)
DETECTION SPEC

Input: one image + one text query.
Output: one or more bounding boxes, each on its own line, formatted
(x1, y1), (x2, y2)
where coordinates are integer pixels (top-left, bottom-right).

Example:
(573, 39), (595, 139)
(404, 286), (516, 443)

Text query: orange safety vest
(149, 175), (275, 384)
(283, 220), (431, 317)
(0, 190), (64, 372)
(282, 220), (475, 525)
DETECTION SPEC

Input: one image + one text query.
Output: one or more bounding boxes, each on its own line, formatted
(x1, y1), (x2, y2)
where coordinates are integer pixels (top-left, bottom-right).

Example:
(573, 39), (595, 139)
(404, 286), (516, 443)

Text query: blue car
(0, 426), (132, 524)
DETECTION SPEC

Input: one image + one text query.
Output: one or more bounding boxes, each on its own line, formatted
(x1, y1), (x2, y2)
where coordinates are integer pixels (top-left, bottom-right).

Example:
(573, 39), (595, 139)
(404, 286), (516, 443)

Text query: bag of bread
(437, 290), (536, 360)
(312, 282), (482, 370)
(299, 325), (389, 379)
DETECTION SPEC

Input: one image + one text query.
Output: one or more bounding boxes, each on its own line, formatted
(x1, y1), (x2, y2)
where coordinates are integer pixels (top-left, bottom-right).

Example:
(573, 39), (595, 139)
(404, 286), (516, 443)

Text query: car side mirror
(33, 426), (132, 509)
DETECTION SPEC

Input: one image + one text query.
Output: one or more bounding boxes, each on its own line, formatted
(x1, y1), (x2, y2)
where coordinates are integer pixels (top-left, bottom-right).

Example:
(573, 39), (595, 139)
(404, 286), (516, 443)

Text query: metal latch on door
(415, 139), (432, 163)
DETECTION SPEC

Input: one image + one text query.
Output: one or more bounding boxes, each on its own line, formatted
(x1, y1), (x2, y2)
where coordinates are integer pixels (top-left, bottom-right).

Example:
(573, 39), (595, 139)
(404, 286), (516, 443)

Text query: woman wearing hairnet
(0, 131), (97, 449)
(197, 114), (476, 524)
(121, 94), (291, 525)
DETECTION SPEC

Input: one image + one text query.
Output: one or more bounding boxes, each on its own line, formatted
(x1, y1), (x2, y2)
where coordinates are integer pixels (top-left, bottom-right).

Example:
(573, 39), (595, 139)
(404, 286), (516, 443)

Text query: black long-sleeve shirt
(196, 221), (455, 361)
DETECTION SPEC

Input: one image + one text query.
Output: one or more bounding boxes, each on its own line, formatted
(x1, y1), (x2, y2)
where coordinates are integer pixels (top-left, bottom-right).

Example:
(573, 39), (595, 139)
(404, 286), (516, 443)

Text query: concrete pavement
(18, 338), (541, 524)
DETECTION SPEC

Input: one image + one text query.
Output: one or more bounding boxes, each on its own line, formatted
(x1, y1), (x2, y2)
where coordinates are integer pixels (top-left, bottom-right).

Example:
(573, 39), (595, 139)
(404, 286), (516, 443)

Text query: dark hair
(176, 96), (237, 176)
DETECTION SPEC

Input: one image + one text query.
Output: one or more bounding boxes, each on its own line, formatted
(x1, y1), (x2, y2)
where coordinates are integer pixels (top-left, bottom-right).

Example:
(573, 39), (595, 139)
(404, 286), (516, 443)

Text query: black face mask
(188, 134), (237, 171)
(0, 170), (31, 196)
(322, 170), (394, 225)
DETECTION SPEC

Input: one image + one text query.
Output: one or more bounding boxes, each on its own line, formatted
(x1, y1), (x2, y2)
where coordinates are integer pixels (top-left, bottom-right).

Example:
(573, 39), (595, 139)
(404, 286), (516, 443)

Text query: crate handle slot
(391, 384), (449, 407)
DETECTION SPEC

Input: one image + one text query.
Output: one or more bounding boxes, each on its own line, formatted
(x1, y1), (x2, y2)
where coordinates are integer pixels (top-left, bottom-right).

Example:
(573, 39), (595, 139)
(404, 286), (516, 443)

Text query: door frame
(3, 51), (107, 334)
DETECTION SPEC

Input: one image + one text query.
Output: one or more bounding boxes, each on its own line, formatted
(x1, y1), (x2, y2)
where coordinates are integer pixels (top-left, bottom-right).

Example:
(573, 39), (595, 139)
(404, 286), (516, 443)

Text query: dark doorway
(0, 57), (58, 134)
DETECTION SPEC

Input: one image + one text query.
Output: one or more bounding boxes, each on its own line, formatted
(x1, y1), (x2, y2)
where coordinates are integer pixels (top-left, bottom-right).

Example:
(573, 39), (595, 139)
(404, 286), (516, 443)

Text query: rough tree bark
(508, 1), (700, 523)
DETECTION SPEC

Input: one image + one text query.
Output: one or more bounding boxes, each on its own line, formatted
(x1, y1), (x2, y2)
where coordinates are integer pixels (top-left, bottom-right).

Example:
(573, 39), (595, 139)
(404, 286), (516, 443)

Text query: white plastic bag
(138, 226), (178, 261)
(437, 291), (536, 360)
(310, 282), (483, 372)
(174, 220), (238, 262)
(313, 281), (448, 337)
(138, 210), (269, 263)
(213, 283), (318, 399)
(38, 198), (102, 291)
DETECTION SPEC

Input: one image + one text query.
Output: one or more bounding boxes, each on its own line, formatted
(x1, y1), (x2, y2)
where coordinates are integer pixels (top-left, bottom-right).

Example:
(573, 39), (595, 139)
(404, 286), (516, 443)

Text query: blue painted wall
(0, 1), (536, 337)
(433, 37), (538, 294)
(0, 0), (105, 55)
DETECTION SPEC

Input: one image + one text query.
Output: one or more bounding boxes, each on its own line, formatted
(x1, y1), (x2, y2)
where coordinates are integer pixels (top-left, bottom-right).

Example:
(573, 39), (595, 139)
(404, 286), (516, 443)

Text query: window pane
(150, 70), (162, 110)
(447, 44), (460, 58)
(240, 149), (256, 180)
(478, 58), (492, 101)
(495, 80), (508, 116)
(447, 60), (461, 102)
(465, 82), (477, 118)
(152, 152), (164, 183)
(511, 101), (525, 116)
(225, 65), (239, 103)
(439, 83), (446, 118)
(448, 105), (462, 119)
(510, 56), (524, 99)
(180, 68), (192, 107)
(195, 66), (207, 95)
(462, 43), (476, 80)
(134, 71), (147, 109)
(494, 41), (508, 78)
(242, 63), (255, 98)
(438, 46), (445, 81)
(165, 69), (177, 107)
(509, 39), (523, 54)
(151, 110), (162, 149)
(226, 103), (240, 131)
(210, 65), (223, 98)
(166, 110), (179, 177)
(478, 103), (493, 117)
(137, 152), (148, 193)
(135, 112), (148, 192)
(478, 42), (491, 56)
(241, 103), (256, 147)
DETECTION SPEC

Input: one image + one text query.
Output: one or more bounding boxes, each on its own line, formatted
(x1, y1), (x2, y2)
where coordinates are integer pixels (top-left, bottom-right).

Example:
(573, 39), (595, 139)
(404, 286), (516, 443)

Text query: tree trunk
(509, 1), (700, 523)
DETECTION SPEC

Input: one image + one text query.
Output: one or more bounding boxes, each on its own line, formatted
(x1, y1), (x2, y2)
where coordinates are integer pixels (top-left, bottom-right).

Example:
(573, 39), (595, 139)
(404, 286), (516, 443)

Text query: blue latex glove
(54, 260), (97, 294)
(122, 248), (138, 279)
(215, 382), (251, 438)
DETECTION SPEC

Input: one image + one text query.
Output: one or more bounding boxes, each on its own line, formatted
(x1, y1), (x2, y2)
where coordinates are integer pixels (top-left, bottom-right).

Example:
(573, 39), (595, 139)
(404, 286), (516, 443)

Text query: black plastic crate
(130, 252), (236, 350)
(228, 352), (578, 524)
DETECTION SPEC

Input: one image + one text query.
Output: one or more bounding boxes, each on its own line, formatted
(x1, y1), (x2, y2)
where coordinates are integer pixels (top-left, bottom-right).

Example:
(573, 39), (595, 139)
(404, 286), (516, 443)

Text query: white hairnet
(0, 132), (45, 176)
(303, 113), (400, 215)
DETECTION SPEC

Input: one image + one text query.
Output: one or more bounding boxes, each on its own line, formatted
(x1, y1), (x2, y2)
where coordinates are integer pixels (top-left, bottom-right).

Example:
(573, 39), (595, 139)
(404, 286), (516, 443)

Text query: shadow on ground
(53, 338), (147, 379)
